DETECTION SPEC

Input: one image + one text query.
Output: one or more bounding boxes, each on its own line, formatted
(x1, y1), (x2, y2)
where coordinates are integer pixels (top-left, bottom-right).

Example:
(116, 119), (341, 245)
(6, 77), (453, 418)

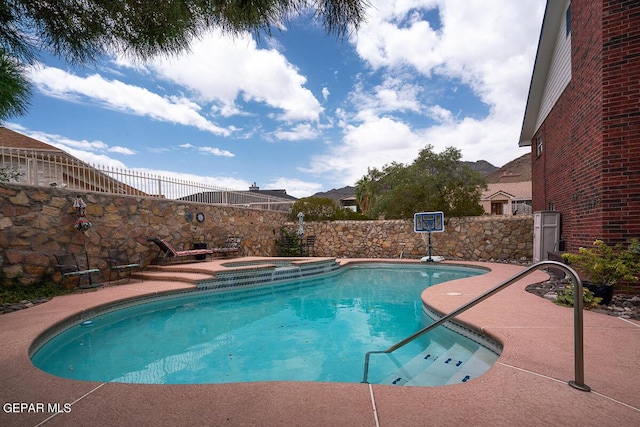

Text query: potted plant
(562, 239), (640, 305)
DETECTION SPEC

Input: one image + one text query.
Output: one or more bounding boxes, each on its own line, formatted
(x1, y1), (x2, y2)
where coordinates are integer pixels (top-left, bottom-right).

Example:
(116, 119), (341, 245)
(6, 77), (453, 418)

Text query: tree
(355, 166), (388, 215)
(355, 175), (373, 213)
(0, 0), (369, 121)
(289, 197), (363, 221)
(0, 54), (31, 119)
(356, 145), (487, 219)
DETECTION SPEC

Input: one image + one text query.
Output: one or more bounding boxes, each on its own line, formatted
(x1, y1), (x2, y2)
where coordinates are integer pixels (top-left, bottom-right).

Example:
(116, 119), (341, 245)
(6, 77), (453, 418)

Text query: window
(565, 3), (571, 37)
(548, 202), (555, 211)
(536, 136), (543, 157)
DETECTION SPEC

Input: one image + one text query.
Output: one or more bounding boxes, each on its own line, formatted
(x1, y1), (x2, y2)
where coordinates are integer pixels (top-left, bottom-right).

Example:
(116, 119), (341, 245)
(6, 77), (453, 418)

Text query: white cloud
(267, 177), (323, 199)
(28, 65), (232, 136)
(179, 143), (235, 157)
(273, 123), (321, 141)
(198, 146), (235, 157)
(305, 0), (543, 187)
(353, 3), (441, 73)
(349, 75), (423, 117)
(109, 146), (136, 155)
(8, 125), (129, 168)
(145, 30), (324, 123)
(303, 115), (423, 186)
(426, 105), (453, 124)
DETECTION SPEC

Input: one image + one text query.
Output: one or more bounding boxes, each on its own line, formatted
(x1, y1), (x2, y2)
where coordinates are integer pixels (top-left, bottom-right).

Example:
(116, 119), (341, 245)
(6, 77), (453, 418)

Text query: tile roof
(481, 181), (532, 200)
(0, 127), (62, 152)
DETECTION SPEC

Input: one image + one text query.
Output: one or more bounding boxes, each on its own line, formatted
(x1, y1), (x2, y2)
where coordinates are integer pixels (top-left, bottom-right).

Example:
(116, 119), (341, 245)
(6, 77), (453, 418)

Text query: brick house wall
(600, 1), (640, 243)
(530, 0), (640, 251)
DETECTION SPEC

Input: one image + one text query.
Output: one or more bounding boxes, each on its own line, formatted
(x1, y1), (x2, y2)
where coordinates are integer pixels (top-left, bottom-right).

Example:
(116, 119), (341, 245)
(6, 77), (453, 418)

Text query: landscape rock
(526, 277), (640, 320)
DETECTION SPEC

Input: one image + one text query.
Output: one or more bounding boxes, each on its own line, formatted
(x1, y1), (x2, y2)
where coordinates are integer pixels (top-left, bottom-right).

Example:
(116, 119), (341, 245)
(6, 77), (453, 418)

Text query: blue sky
(5, 0), (545, 198)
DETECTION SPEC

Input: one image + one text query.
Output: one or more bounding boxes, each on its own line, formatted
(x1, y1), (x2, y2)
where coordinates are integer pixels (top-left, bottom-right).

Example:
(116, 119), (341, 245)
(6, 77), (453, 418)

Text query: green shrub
(554, 284), (602, 309)
(0, 272), (72, 304)
(275, 228), (302, 256)
(562, 239), (640, 288)
(288, 197), (365, 221)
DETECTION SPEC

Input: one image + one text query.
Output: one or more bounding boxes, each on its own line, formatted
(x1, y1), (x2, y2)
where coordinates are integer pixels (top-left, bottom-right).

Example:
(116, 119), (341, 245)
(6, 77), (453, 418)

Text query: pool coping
(1, 258), (639, 426)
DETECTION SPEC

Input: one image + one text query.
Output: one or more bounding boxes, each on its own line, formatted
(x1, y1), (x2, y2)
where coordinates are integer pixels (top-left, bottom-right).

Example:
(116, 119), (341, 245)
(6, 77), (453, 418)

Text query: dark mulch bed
(525, 274), (640, 320)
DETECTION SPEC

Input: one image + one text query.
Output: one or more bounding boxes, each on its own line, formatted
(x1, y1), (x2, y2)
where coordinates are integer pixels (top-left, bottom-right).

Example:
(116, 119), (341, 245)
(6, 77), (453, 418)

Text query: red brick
(532, 0), (640, 251)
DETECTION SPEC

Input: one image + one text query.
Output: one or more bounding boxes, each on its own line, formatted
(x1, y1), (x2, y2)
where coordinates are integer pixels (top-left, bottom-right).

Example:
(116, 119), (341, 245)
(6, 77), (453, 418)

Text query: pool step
(444, 346), (497, 385)
(382, 343), (497, 387)
(380, 342), (448, 386)
(406, 343), (474, 386)
(271, 266), (303, 281)
(134, 269), (209, 285)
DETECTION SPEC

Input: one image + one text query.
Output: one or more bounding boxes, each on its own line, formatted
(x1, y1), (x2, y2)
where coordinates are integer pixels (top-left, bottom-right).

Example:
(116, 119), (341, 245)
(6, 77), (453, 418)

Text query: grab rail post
(362, 261), (591, 392)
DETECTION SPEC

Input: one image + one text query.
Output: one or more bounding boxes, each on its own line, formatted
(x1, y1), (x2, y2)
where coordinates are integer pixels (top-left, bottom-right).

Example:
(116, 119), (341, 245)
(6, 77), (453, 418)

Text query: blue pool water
(31, 263), (497, 385)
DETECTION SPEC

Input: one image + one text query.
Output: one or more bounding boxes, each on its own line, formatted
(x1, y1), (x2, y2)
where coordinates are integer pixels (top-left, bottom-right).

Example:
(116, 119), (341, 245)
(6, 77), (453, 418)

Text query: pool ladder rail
(362, 260), (592, 392)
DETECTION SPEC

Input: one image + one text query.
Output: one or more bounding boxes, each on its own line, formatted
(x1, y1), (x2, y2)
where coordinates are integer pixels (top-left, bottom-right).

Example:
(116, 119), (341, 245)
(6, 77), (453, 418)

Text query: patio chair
(304, 235), (316, 257)
(55, 253), (103, 290)
(147, 237), (216, 264)
(212, 236), (242, 257)
(107, 250), (141, 283)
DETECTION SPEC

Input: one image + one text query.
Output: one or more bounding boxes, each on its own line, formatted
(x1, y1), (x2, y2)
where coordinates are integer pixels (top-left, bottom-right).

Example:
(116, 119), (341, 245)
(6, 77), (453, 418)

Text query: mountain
(463, 160), (499, 176)
(311, 186), (356, 202)
(485, 153), (531, 183)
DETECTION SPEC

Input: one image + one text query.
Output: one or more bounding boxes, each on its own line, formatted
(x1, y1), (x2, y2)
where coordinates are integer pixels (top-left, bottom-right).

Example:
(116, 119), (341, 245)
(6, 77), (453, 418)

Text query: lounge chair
(55, 253), (103, 290)
(107, 250), (141, 283)
(147, 237), (217, 264)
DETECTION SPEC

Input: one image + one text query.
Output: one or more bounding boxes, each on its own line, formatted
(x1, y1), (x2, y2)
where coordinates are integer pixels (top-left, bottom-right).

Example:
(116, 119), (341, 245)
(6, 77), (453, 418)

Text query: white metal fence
(0, 147), (295, 211)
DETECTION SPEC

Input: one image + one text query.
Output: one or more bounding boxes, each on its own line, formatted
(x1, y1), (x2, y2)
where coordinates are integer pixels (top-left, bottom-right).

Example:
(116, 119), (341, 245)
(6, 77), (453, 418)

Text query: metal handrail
(361, 260), (591, 392)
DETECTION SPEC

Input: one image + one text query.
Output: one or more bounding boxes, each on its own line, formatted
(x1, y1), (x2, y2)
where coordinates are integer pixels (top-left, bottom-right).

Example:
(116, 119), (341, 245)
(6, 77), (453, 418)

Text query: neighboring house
(310, 186), (358, 211)
(248, 182), (297, 202)
(339, 195), (358, 211)
(0, 127), (147, 195)
(518, 0), (640, 251)
(480, 180), (532, 215)
(245, 182), (298, 211)
(1, 126), (67, 186)
(180, 182), (297, 211)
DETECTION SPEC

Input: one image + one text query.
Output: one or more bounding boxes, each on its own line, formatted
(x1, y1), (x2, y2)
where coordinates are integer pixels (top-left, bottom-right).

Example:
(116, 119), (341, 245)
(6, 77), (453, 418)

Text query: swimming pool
(31, 263), (500, 386)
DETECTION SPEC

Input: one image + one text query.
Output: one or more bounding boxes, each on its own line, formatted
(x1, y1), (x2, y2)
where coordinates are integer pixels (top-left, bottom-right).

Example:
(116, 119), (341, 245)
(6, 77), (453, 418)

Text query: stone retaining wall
(1, 183), (533, 285)
(284, 215), (533, 260)
(0, 183), (287, 285)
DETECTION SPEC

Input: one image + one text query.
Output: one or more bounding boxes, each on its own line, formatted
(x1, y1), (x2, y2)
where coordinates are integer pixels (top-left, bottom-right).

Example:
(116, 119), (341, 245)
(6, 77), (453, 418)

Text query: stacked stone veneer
(1, 183), (533, 285)
(287, 216), (533, 260)
(0, 183), (287, 285)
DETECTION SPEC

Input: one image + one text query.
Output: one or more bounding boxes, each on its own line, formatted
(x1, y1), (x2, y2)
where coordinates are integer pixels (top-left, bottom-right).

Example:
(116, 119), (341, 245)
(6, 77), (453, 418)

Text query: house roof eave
(482, 190), (516, 201)
(518, 0), (569, 146)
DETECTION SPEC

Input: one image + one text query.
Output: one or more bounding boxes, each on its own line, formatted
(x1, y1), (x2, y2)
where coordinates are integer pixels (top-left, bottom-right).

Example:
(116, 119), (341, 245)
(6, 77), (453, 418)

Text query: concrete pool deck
(0, 258), (639, 426)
